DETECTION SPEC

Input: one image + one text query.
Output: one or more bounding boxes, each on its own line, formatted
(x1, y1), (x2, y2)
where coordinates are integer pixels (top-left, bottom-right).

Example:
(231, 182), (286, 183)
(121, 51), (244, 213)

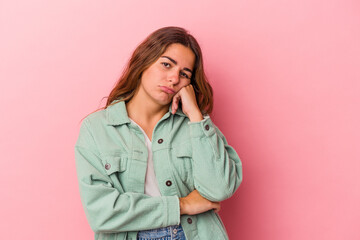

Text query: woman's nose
(168, 70), (180, 84)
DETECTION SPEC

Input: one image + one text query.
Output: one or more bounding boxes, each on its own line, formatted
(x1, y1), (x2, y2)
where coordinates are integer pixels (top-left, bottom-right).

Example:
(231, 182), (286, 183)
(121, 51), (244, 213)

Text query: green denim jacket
(74, 99), (243, 240)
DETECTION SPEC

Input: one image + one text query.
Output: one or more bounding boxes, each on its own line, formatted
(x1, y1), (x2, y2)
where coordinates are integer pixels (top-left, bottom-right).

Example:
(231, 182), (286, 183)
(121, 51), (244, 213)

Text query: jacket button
(187, 217), (192, 224)
(166, 180), (172, 186)
(158, 138), (163, 144)
(205, 124), (210, 131)
(105, 163), (111, 170)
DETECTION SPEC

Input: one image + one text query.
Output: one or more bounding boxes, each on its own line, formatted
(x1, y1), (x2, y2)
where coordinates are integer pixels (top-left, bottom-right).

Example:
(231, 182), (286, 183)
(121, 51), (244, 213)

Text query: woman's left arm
(187, 116), (243, 202)
(173, 85), (243, 202)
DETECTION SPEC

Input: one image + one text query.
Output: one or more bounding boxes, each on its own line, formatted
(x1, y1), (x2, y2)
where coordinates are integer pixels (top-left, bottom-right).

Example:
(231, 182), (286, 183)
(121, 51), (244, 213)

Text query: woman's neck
(125, 92), (170, 126)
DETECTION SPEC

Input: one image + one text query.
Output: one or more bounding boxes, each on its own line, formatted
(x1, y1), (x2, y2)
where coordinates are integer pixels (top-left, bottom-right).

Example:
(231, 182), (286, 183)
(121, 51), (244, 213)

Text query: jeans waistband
(137, 224), (184, 238)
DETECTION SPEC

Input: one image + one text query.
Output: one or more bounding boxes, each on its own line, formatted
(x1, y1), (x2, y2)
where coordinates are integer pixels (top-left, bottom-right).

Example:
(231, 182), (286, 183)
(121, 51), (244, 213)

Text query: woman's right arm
(75, 118), (181, 233)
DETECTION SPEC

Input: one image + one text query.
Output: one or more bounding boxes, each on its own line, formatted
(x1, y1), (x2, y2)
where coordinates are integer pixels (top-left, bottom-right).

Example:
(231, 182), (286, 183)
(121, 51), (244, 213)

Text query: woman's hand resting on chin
(171, 84), (204, 122)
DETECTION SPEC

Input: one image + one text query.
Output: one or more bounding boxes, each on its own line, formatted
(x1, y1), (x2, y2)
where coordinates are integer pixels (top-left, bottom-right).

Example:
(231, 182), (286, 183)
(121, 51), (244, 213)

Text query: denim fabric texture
(137, 224), (186, 240)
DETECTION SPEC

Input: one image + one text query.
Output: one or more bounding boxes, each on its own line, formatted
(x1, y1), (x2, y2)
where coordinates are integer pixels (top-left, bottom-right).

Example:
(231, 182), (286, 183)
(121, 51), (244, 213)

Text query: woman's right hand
(179, 189), (221, 215)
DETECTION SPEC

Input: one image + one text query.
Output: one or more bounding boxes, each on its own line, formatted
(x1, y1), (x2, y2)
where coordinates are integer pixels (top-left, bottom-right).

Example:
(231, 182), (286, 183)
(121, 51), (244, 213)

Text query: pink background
(1, 0), (359, 239)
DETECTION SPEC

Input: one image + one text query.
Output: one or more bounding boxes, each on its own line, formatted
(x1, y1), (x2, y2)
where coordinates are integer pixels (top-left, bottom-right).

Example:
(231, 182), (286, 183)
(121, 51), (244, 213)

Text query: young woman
(75, 26), (243, 240)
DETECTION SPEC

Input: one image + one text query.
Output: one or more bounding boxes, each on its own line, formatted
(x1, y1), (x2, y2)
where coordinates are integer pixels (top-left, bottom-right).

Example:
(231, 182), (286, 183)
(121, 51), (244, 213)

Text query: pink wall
(1, 0), (359, 239)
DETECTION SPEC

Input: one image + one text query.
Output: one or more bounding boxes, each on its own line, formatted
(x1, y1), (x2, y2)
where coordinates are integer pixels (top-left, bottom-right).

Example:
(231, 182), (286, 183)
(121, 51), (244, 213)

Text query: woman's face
(138, 43), (196, 106)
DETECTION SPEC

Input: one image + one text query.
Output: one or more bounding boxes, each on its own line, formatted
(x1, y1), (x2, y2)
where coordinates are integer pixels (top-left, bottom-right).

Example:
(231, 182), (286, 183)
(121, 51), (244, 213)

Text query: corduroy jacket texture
(74, 99), (243, 240)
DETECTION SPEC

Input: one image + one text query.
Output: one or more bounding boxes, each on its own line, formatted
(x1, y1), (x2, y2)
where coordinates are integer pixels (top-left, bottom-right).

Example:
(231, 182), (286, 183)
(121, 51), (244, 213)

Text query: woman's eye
(162, 62), (170, 67)
(181, 72), (190, 79)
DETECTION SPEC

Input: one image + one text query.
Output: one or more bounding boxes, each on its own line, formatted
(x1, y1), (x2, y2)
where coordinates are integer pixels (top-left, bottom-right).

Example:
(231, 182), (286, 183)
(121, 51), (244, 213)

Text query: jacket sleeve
(74, 118), (180, 233)
(188, 116), (243, 202)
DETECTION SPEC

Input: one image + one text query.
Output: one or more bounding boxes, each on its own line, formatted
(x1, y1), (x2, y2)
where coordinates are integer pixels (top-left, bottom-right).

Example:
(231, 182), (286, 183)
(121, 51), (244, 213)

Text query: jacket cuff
(187, 115), (215, 138)
(165, 196), (181, 226)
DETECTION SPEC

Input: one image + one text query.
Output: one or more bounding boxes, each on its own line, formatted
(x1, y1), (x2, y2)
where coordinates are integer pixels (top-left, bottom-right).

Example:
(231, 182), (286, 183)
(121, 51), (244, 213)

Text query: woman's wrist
(179, 197), (186, 215)
(188, 110), (203, 122)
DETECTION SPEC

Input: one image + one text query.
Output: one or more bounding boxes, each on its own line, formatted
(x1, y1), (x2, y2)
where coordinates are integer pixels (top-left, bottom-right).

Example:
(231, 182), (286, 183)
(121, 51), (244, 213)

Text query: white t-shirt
(129, 118), (162, 197)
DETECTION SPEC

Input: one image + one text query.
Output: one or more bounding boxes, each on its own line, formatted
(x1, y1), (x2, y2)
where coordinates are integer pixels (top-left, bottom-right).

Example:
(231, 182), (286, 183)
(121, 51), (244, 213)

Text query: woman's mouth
(160, 86), (175, 94)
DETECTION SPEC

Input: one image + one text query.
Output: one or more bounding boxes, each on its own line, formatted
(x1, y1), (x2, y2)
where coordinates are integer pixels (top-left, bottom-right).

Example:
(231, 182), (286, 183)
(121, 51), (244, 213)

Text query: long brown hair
(81, 26), (213, 122)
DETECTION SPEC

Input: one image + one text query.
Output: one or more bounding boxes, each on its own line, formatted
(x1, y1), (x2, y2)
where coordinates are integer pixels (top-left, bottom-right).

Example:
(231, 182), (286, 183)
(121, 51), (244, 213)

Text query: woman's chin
(158, 99), (172, 107)
(156, 93), (173, 104)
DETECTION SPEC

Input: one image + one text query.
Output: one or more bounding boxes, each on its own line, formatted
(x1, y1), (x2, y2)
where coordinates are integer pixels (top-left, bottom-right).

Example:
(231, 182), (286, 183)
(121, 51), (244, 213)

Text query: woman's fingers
(172, 93), (181, 114)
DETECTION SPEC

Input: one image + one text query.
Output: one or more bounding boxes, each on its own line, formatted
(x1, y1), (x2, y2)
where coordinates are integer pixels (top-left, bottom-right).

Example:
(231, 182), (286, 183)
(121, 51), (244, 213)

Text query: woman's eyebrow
(160, 56), (193, 74)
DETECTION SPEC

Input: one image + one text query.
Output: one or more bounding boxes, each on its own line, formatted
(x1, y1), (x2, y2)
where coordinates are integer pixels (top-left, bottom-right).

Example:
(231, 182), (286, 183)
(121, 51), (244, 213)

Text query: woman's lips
(160, 86), (175, 94)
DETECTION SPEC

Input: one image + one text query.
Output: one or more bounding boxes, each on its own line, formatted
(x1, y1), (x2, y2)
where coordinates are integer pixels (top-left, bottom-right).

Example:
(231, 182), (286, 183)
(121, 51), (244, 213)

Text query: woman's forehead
(161, 43), (195, 69)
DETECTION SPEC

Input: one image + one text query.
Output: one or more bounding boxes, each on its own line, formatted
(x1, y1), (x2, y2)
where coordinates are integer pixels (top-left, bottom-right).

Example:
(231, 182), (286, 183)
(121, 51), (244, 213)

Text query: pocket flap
(101, 155), (128, 175)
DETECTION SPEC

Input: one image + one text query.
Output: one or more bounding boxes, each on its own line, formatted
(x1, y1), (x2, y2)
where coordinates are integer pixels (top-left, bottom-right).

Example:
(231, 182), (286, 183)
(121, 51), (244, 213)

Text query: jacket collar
(106, 99), (186, 126)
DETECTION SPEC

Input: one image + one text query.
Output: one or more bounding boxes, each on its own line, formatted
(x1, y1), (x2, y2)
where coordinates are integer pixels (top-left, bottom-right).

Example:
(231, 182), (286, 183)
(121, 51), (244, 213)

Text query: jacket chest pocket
(101, 153), (129, 192)
(173, 143), (193, 184)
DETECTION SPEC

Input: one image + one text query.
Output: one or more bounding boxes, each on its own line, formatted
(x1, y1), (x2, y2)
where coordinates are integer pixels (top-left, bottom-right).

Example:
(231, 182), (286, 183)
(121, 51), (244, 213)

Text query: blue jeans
(137, 224), (186, 240)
